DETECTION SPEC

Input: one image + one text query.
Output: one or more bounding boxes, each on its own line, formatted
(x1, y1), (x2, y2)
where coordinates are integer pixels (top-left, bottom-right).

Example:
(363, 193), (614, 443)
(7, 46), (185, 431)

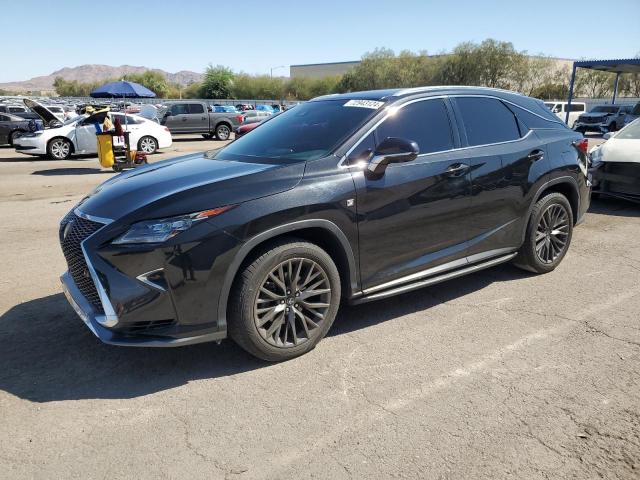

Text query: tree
(200, 64), (234, 99)
(123, 71), (169, 97)
(575, 69), (614, 98)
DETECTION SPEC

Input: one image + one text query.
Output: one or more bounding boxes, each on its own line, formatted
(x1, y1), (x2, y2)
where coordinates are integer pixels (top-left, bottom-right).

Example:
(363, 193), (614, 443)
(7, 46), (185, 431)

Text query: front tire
(513, 192), (574, 274)
(138, 136), (158, 154)
(47, 138), (72, 160)
(228, 239), (341, 361)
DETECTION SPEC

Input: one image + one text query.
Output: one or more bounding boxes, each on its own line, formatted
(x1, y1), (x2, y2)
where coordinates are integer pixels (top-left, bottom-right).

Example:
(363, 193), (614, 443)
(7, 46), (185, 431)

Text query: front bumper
(61, 271), (225, 347)
(58, 208), (238, 347)
(14, 137), (46, 154)
(574, 122), (609, 133)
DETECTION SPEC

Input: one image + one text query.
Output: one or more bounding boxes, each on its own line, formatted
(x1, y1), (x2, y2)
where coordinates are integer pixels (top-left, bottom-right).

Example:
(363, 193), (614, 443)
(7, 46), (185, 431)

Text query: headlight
(112, 206), (234, 244)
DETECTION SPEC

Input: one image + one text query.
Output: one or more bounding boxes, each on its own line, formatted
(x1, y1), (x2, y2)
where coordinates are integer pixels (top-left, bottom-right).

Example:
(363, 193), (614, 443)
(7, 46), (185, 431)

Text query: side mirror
(367, 137), (419, 177)
(603, 132), (612, 140)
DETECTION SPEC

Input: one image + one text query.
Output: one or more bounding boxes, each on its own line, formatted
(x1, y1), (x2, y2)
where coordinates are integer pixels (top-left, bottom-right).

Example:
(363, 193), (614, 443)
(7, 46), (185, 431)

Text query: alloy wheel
(216, 125), (231, 140)
(51, 140), (70, 159)
(253, 258), (331, 348)
(535, 204), (570, 264)
(140, 137), (156, 154)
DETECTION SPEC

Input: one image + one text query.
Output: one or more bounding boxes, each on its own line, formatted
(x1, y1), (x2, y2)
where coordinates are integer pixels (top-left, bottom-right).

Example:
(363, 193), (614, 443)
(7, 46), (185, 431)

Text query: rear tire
(513, 192), (574, 274)
(228, 239), (341, 361)
(215, 123), (231, 141)
(137, 136), (158, 154)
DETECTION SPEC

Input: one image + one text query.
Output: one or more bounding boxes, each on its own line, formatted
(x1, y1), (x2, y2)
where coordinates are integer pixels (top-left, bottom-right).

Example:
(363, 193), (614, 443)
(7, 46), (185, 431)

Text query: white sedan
(14, 111), (172, 160)
(589, 118), (640, 203)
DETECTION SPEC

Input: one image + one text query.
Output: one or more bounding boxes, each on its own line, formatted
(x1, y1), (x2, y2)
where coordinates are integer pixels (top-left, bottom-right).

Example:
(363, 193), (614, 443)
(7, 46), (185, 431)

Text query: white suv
(544, 101), (586, 128)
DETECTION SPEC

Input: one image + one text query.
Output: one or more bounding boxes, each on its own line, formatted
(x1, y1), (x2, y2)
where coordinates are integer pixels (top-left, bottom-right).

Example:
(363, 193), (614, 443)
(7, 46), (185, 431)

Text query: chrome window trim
(338, 93), (541, 169)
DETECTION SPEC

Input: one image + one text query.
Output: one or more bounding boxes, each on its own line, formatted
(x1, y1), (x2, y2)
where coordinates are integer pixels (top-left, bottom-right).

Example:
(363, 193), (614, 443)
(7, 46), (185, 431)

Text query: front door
(163, 103), (190, 133)
(352, 98), (473, 291)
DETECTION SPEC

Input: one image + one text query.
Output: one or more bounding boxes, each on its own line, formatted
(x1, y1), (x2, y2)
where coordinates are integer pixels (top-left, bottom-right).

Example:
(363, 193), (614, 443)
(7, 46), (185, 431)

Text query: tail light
(573, 138), (588, 155)
(164, 127), (170, 132)
(236, 114), (244, 124)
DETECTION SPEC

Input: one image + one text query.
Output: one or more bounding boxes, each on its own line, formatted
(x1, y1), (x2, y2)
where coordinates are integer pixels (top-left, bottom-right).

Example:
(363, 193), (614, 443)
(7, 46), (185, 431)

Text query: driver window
(171, 104), (189, 115)
(375, 99), (454, 157)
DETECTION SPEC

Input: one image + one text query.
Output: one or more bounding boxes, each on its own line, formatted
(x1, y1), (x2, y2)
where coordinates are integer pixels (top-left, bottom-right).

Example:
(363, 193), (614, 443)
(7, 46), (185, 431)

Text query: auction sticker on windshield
(344, 100), (385, 109)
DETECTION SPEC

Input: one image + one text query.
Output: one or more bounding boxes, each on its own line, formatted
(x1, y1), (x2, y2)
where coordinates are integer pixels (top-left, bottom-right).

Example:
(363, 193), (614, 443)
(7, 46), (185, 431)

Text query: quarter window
(375, 99), (454, 155)
(455, 97), (521, 146)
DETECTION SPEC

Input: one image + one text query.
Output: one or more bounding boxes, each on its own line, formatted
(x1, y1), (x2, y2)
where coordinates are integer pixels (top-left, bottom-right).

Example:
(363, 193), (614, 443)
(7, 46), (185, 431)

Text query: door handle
(527, 150), (544, 161)
(182, 117), (188, 121)
(445, 163), (470, 176)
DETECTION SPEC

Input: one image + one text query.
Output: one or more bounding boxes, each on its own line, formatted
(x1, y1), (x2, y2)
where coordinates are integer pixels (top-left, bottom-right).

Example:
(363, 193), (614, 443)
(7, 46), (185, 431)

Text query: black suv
(60, 87), (590, 361)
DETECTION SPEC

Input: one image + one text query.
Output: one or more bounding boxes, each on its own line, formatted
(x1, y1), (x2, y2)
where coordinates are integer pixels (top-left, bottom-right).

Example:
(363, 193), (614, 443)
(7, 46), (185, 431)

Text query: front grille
(60, 212), (105, 312)
(583, 117), (603, 124)
(602, 163), (640, 196)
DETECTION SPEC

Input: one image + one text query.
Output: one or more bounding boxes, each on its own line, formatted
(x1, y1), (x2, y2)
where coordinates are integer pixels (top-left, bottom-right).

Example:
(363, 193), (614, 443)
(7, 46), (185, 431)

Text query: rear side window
(455, 97), (520, 146)
(376, 99), (454, 155)
(569, 104), (585, 112)
(506, 103), (566, 130)
(188, 103), (205, 114)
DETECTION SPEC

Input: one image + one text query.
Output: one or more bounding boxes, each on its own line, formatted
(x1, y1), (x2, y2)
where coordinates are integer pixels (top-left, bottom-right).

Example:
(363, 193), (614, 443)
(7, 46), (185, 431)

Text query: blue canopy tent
(566, 58), (640, 123)
(89, 80), (156, 130)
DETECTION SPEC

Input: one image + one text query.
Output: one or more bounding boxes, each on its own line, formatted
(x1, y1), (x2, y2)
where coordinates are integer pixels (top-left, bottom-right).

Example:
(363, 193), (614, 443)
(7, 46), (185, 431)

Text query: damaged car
(574, 105), (627, 134)
(589, 118), (640, 203)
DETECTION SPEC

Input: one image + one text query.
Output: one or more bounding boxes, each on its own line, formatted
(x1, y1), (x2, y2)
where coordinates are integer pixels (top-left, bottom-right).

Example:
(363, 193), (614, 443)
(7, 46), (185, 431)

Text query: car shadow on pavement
(0, 264), (531, 403)
(589, 198), (640, 217)
(31, 167), (111, 176)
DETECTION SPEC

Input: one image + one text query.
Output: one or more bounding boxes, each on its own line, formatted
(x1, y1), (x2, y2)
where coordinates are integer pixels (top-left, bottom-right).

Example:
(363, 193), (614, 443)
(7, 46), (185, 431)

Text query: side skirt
(351, 251), (517, 305)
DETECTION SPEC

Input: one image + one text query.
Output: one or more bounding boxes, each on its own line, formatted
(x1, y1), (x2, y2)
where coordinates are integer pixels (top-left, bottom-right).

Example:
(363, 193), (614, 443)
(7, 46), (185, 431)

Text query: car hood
(78, 152), (306, 222)
(23, 98), (60, 125)
(597, 138), (640, 163)
(581, 112), (612, 119)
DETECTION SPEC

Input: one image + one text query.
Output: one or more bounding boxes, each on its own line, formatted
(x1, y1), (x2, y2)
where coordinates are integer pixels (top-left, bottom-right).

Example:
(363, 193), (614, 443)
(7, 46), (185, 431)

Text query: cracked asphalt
(0, 136), (639, 479)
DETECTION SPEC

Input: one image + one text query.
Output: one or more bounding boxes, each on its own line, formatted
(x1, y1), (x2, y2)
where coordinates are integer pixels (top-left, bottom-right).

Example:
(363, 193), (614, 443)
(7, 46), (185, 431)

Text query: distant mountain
(0, 64), (203, 93)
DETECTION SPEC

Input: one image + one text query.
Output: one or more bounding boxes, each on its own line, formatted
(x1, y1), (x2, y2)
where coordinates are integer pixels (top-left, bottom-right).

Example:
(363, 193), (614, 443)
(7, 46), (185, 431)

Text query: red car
(234, 122), (261, 138)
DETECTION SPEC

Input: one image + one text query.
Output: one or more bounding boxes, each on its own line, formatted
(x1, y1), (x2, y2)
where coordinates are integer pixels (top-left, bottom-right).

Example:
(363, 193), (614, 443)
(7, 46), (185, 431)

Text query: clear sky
(2, 0), (639, 82)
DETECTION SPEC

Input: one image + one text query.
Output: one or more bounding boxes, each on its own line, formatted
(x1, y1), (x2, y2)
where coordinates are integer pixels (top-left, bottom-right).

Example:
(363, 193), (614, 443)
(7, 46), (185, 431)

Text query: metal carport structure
(566, 58), (640, 123)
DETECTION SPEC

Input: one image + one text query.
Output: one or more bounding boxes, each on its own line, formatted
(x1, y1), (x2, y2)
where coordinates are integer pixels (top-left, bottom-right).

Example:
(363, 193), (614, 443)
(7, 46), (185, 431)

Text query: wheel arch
(214, 120), (232, 134)
(217, 219), (359, 332)
(521, 176), (580, 243)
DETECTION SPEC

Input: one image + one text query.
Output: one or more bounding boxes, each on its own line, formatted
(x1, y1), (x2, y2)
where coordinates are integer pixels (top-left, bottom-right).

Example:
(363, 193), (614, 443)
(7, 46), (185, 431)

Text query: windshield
(214, 99), (382, 163)
(591, 106), (619, 113)
(614, 119), (640, 140)
(64, 115), (84, 125)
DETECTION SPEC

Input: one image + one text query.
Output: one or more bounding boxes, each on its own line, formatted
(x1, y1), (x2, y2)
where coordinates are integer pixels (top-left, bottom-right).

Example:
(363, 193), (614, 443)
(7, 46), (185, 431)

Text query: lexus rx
(59, 86), (590, 361)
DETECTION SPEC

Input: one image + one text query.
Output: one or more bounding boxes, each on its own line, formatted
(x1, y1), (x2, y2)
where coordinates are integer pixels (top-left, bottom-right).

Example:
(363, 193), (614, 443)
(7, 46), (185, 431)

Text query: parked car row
(544, 100), (640, 133)
(5, 99), (172, 159)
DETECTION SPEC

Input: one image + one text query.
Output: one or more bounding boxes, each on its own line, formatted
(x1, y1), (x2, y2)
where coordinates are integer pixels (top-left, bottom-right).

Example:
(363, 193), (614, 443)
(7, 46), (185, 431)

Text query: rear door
(186, 103), (209, 132)
(451, 96), (547, 257)
(353, 98), (474, 291)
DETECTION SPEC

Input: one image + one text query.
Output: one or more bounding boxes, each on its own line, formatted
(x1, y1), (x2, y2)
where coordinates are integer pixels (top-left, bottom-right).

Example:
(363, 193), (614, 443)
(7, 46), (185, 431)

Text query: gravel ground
(0, 134), (638, 479)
